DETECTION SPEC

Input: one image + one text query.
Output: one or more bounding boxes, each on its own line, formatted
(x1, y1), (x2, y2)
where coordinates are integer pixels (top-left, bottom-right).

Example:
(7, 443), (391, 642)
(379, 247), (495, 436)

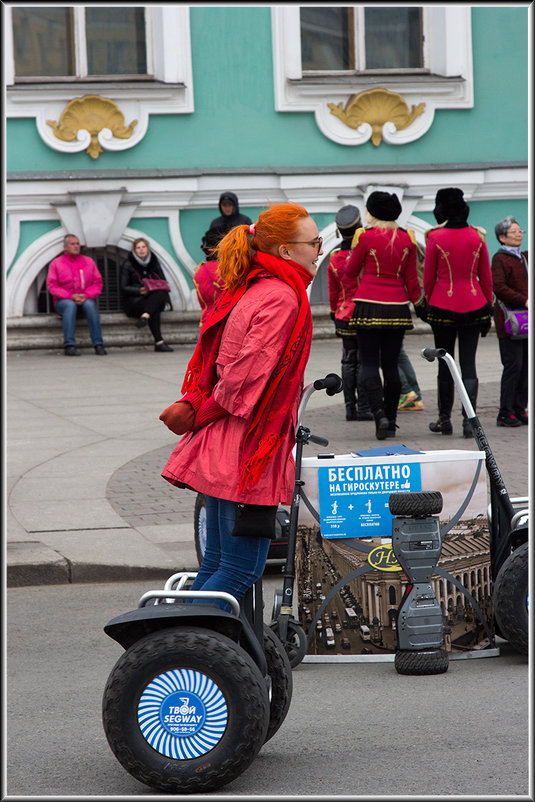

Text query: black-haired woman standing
(424, 188), (493, 437)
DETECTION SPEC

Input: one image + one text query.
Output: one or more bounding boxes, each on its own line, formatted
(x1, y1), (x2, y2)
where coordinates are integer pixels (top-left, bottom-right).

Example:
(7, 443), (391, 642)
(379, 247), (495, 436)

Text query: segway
(269, 373), (343, 667)
(101, 373), (342, 794)
(421, 347), (529, 656)
(389, 489), (449, 675)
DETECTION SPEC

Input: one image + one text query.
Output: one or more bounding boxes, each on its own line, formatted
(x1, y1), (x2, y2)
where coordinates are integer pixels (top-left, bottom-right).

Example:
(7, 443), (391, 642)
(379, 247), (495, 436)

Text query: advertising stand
(295, 446), (498, 661)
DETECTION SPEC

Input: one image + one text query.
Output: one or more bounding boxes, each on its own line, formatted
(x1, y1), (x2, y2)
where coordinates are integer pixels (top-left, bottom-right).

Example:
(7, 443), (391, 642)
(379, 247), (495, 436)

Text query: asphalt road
(6, 577), (530, 799)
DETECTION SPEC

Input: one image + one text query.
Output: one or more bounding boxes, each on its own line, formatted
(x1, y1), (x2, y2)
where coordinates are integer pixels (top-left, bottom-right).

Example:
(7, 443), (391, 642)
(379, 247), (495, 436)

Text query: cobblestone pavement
(106, 351), (528, 532)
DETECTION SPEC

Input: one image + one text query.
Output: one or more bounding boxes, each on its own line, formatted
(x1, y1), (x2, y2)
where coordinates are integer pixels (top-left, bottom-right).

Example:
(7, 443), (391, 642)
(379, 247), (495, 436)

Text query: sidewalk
(6, 330), (529, 586)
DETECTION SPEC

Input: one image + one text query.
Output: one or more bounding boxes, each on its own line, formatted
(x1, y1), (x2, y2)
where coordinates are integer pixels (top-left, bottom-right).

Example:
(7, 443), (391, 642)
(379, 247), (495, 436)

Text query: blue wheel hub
(138, 669), (228, 758)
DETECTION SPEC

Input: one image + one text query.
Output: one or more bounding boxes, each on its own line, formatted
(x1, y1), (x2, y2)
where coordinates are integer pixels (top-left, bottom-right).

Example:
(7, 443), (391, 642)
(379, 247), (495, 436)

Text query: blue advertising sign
(318, 461), (422, 539)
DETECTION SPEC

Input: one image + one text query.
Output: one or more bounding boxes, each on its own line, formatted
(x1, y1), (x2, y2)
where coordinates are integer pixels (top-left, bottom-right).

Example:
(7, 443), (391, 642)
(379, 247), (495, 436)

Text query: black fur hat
(366, 191), (402, 222)
(335, 205), (362, 232)
(433, 188), (469, 224)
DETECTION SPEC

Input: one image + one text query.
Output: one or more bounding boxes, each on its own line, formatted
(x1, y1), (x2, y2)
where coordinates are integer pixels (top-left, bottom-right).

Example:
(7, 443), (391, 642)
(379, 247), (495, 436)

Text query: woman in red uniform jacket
(345, 191), (425, 440)
(158, 204), (318, 606)
(423, 188), (493, 437)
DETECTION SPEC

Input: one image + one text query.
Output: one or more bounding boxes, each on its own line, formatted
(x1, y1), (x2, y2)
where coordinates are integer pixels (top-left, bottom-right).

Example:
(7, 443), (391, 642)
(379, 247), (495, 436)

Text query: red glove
(159, 400), (195, 435)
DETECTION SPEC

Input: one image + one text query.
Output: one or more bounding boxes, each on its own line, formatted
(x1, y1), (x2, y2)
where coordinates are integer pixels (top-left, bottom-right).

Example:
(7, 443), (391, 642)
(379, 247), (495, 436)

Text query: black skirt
(426, 302), (493, 328)
(334, 317), (358, 338)
(351, 301), (413, 330)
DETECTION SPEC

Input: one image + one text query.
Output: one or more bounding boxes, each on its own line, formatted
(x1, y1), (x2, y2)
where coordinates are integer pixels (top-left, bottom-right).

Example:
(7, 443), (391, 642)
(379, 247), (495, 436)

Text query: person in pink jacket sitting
(159, 203), (320, 606)
(46, 233), (107, 356)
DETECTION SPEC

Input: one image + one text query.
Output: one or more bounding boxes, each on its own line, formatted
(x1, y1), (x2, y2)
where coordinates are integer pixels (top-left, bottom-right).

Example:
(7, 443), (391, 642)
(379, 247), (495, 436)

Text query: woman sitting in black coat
(120, 238), (174, 352)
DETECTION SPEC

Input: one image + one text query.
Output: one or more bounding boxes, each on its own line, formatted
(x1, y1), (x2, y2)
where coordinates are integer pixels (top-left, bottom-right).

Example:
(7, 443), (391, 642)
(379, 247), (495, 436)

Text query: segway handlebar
(308, 433), (329, 447)
(297, 373), (342, 428)
(421, 347), (447, 362)
(313, 373), (344, 395)
(420, 348), (475, 419)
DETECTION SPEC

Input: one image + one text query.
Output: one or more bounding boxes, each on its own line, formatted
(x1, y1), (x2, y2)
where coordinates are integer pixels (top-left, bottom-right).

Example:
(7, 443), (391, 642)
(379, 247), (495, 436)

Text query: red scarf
(180, 250), (313, 492)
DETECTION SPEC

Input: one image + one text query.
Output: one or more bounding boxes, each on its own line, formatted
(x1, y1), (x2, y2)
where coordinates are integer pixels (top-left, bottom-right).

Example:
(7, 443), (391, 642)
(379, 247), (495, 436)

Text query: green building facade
(4, 4), (530, 319)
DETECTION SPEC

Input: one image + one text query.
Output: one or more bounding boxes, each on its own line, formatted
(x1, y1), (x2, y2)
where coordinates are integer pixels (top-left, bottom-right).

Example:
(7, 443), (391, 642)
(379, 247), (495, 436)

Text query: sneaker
(515, 412), (528, 425)
(154, 342), (174, 352)
(64, 345), (80, 356)
(497, 414), (521, 427)
(398, 391), (421, 410)
(402, 399), (424, 411)
(94, 345), (107, 355)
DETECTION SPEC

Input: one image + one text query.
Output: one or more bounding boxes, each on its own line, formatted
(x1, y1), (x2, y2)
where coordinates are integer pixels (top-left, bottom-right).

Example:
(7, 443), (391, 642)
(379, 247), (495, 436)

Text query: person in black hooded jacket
(208, 191), (252, 240)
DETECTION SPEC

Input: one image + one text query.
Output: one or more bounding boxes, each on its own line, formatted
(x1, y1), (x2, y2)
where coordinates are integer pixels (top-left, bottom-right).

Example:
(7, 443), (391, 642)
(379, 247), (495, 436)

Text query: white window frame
(272, 6), (473, 146)
(5, 5), (194, 153)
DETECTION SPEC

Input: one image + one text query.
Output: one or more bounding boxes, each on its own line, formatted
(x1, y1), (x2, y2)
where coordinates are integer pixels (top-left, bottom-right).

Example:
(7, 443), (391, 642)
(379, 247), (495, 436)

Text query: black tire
(493, 542), (528, 656)
(269, 618), (307, 668)
(193, 493), (207, 566)
(262, 624), (293, 742)
(102, 626), (270, 794)
(389, 491), (443, 518)
(394, 648), (449, 675)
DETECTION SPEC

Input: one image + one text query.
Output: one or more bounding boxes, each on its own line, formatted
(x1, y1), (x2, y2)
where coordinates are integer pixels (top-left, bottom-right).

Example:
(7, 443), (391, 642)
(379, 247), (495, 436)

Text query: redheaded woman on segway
(159, 204), (319, 603)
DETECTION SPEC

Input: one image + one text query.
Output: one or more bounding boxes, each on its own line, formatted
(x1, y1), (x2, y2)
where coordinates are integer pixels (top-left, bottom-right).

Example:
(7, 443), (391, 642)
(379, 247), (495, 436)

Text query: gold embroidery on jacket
(436, 244), (453, 296)
(397, 247), (409, 277)
(470, 244), (482, 295)
(369, 248), (380, 276)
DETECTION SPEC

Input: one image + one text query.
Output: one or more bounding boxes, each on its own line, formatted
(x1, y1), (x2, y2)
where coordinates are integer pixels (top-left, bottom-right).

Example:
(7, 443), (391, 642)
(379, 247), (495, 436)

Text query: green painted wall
(8, 220), (60, 273)
(6, 6), (529, 171)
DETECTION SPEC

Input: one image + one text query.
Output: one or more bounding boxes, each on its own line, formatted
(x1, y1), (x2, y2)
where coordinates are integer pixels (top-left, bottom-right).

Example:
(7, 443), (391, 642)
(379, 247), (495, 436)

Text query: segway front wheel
(269, 618), (307, 668)
(493, 541), (528, 656)
(102, 626), (269, 794)
(394, 648), (449, 675)
(263, 624), (293, 742)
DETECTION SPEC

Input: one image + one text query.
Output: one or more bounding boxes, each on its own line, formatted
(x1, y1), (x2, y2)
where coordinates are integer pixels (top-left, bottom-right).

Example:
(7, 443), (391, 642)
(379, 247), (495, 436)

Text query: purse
(232, 504), (278, 539)
(143, 277), (170, 293)
(496, 299), (528, 340)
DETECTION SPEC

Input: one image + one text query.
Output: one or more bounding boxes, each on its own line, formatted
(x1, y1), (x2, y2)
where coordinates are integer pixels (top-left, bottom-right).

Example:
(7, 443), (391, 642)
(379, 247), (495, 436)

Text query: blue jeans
(190, 496), (271, 608)
(398, 344), (421, 396)
(55, 298), (104, 347)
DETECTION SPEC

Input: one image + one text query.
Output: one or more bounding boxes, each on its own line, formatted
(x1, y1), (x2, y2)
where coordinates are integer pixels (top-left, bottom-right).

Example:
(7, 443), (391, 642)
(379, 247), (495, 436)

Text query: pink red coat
(193, 259), (225, 327)
(327, 248), (360, 322)
(162, 273), (304, 505)
(423, 226), (493, 313)
(47, 253), (103, 306)
(345, 227), (423, 306)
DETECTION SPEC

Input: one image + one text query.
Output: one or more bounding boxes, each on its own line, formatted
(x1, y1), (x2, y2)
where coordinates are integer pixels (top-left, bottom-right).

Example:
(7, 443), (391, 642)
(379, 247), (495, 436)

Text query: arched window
(389, 585), (396, 605)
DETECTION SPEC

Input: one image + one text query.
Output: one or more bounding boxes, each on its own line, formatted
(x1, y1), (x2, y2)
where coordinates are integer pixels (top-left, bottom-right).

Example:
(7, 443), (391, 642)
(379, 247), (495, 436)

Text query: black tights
(125, 290), (168, 342)
(431, 325), (480, 384)
(357, 328), (404, 419)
